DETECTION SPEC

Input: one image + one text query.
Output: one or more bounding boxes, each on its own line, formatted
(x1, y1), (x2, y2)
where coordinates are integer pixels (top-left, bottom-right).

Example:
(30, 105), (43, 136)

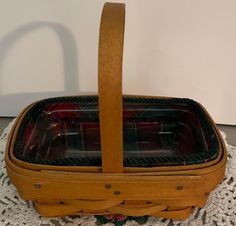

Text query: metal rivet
(34, 184), (41, 189)
(105, 184), (112, 189)
(176, 186), (183, 190)
(114, 191), (120, 195)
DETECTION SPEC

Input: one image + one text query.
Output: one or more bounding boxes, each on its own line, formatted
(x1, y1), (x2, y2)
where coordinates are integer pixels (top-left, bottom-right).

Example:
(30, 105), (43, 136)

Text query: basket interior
(13, 96), (220, 167)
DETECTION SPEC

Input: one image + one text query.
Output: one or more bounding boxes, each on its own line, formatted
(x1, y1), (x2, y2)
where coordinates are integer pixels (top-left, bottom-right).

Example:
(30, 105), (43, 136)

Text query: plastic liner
(13, 96), (219, 167)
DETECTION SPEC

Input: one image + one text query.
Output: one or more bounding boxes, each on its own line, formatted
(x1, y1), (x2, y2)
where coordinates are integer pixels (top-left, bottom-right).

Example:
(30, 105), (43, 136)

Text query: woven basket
(5, 3), (226, 220)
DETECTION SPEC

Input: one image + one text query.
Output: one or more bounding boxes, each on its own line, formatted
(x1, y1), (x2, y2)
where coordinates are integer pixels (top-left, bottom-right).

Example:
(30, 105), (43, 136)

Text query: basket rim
(6, 95), (225, 173)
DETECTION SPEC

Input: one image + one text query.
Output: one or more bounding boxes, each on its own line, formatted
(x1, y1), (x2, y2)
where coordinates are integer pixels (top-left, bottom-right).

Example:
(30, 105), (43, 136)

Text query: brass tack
(114, 191), (120, 195)
(176, 185), (183, 190)
(34, 184), (41, 189)
(105, 184), (112, 189)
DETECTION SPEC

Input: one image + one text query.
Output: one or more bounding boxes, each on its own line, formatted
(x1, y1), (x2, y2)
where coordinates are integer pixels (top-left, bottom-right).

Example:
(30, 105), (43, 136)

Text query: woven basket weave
(5, 3), (226, 220)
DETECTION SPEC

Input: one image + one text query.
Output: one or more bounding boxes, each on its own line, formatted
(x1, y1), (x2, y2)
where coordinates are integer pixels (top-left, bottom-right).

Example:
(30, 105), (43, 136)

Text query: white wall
(0, 0), (235, 125)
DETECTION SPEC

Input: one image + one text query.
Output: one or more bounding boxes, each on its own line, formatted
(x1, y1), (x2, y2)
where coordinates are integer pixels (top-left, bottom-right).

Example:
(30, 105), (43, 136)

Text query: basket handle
(98, 3), (125, 173)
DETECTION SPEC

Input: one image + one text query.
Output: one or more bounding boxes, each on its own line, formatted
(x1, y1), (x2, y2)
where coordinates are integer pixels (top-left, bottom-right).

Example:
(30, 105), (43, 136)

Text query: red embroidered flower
(104, 214), (127, 222)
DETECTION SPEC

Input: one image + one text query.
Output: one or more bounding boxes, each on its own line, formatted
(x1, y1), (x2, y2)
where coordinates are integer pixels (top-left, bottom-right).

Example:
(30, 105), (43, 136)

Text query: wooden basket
(5, 3), (226, 220)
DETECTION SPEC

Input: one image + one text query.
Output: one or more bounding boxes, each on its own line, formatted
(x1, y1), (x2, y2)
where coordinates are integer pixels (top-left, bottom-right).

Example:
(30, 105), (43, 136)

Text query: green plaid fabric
(13, 96), (219, 167)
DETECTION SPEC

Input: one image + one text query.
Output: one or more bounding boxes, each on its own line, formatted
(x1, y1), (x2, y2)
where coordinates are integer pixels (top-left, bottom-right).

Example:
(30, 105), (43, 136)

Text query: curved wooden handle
(98, 3), (125, 173)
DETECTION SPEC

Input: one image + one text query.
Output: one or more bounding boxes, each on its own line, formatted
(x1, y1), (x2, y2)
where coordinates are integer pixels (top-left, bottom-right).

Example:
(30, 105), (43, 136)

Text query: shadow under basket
(5, 2), (226, 220)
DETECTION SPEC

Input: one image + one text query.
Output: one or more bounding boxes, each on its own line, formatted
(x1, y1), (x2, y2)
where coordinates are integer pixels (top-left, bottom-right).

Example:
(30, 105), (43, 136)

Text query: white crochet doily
(0, 120), (235, 226)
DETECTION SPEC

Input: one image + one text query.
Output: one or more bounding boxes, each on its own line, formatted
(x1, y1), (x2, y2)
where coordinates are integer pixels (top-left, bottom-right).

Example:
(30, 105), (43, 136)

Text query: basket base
(34, 200), (195, 220)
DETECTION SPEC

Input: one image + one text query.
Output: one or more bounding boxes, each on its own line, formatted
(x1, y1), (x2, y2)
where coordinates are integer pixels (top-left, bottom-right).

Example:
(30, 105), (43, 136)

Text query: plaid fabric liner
(13, 96), (219, 167)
